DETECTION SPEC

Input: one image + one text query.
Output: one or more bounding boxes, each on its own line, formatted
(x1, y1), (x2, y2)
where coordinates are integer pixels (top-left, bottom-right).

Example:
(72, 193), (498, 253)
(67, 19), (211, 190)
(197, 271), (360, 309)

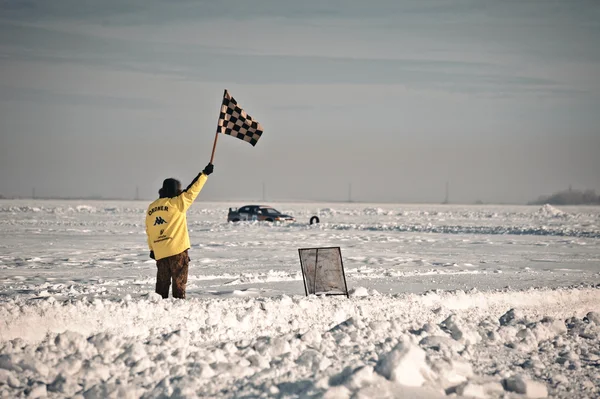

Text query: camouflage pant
(156, 250), (189, 299)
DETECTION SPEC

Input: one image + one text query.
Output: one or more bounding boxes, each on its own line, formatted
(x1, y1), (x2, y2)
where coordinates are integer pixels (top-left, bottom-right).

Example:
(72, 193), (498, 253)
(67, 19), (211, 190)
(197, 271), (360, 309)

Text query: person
(145, 163), (214, 299)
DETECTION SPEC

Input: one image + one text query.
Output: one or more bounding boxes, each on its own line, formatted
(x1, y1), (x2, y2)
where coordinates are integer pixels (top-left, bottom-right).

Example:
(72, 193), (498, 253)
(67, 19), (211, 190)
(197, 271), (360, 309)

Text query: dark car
(227, 205), (295, 222)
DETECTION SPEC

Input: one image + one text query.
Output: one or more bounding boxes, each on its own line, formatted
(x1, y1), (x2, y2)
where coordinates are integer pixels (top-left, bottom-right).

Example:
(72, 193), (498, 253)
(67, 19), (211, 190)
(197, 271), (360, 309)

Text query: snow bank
(1, 287), (599, 398)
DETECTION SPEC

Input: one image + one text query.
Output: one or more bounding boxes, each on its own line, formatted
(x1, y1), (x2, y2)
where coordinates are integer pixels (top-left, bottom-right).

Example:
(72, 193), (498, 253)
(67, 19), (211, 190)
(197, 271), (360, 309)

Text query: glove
(150, 251), (155, 260)
(202, 163), (214, 176)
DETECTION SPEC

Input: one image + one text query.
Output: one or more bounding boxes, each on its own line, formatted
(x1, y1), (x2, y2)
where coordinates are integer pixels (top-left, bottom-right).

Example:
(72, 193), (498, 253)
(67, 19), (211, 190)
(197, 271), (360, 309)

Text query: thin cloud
(0, 85), (164, 110)
(0, 22), (579, 98)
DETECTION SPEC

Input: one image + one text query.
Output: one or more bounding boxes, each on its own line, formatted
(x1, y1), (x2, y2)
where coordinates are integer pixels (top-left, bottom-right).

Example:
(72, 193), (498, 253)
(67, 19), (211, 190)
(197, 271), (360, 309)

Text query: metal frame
(298, 246), (349, 298)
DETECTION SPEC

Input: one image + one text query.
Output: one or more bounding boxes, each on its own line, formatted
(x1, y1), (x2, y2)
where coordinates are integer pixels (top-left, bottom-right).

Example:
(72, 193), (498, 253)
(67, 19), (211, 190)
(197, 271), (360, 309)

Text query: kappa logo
(154, 216), (167, 226)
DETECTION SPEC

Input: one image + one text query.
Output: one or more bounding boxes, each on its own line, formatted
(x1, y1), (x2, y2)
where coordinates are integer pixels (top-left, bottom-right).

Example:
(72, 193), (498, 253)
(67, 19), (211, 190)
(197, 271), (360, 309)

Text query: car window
(261, 208), (281, 216)
(240, 206), (250, 213)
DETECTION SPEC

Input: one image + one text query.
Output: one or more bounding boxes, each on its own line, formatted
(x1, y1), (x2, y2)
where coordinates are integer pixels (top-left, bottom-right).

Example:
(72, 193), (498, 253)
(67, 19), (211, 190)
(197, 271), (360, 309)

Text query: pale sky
(1, 0), (599, 204)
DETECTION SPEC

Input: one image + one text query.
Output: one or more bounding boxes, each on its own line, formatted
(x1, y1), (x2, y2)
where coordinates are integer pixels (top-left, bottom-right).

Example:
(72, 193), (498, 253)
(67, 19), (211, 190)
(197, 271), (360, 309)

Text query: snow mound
(349, 287), (369, 297)
(504, 375), (548, 398)
(318, 208), (337, 216)
(538, 204), (566, 218)
(74, 205), (96, 213)
(363, 207), (394, 216)
(374, 341), (435, 386)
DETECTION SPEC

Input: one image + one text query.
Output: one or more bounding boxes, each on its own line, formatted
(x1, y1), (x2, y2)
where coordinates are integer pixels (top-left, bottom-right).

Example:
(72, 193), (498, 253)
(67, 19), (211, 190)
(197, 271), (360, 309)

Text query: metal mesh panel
(299, 247), (348, 297)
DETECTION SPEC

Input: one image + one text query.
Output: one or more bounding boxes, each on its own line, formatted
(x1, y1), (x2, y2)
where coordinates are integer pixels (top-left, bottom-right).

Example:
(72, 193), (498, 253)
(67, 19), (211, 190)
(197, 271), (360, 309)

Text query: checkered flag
(217, 90), (263, 146)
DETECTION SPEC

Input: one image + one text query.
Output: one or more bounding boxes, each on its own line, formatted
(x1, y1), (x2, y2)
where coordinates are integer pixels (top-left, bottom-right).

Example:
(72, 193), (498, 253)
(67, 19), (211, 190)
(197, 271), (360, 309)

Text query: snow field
(1, 200), (600, 397)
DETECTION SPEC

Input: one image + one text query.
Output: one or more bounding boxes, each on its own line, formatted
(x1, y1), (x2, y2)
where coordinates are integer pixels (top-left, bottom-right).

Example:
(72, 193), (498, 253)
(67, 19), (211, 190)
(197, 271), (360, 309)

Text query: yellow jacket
(145, 173), (208, 260)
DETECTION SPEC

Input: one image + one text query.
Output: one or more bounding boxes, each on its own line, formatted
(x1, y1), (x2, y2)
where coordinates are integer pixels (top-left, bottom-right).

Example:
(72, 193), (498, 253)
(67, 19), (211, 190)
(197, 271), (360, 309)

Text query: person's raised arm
(175, 163), (213, 212)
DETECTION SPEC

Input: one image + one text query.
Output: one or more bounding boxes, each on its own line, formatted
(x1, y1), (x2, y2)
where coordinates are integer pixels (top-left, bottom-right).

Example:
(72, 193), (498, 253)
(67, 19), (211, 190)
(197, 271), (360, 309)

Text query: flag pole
(209, 131), (219, 164)
(210, 89), (227, 164)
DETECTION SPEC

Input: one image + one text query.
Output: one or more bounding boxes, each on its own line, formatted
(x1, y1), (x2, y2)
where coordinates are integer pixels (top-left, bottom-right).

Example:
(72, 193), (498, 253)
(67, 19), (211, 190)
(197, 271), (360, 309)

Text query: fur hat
(159, 178), (181, 198)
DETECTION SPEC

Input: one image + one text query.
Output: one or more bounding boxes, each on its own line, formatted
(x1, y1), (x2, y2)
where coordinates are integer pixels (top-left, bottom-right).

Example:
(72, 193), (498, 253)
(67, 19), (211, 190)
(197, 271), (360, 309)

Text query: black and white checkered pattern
(217, 90), (263, 146)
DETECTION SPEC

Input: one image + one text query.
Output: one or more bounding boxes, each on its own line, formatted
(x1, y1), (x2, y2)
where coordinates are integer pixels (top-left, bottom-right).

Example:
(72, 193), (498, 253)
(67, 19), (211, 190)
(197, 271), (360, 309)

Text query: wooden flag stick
(209, 89), (227, 164)
(209, 131), (219, 164)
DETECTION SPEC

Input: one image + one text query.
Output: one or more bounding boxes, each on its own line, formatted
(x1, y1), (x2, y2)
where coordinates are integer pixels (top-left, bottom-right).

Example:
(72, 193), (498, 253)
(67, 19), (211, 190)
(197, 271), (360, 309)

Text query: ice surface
(1, 200), (599, 398)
